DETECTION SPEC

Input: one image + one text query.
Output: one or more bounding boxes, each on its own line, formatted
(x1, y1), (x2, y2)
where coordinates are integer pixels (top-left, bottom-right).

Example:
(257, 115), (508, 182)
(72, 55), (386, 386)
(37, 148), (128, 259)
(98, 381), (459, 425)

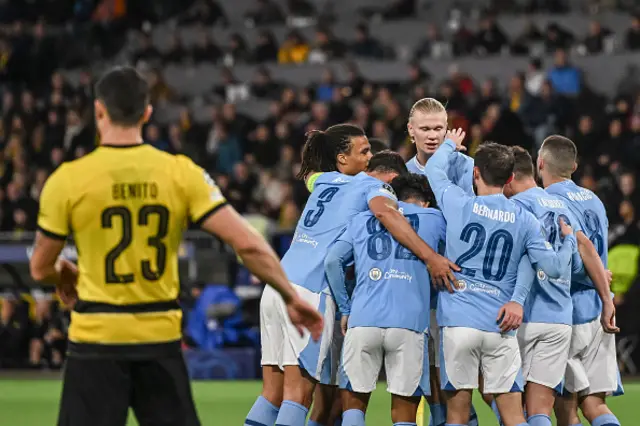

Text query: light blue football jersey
(281, 171), (396, 294)
(545, 180), (609, 325)
(326, 202), (446, 332)
(512, 186), (584, 325)
(406, 152), (475, 196)
(425, 140), (576, 334)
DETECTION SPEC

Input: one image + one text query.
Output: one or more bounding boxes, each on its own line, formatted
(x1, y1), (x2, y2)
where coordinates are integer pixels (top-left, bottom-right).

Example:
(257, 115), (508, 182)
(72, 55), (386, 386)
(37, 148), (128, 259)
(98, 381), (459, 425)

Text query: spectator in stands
(252, 30), (278, 63)
(414, 23), (443, 59)
(315, 68), (338, 102)
(179, 0), (229, 26)
(574, 115), (599, 163)
(626, 14), (640, 51)
(525, 58), (546, 95)
(132, 32), (161, 66)
(582, 20), (613, 54)
(0, 295), (30, 368)
(474, 14), (509, 55)
(510, 21), (544, 56)
(251, 67), (282, 100)
(191, 29), (223, 64)
(147, 68), (176, 104)
(351, 23), (384, 59)
(547, 48), (581, 96)
(162, 33), (188, 65)
(223, 33), (251, 66)
(452, 23), (475, 57)
(278, 30), (309, 64)
(544, 22), (574, 53)
(244, 0), (285, 26)
(308, 27), (346, 63)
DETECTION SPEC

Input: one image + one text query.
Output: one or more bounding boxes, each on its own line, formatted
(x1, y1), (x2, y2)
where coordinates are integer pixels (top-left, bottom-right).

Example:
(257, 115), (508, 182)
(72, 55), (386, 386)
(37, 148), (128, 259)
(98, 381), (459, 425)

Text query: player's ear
(407, 122), (415, 143)
(94, 99), (106, 122)
(571, 161), (577, 174)
(142, 105), (153, 124)
(336, 152), (348, 166)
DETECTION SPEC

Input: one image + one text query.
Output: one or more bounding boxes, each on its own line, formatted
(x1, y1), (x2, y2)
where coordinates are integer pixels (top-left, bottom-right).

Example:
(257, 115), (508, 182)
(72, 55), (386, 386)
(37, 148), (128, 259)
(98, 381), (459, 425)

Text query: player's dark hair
(368, 138), (388, 154)
(366, 150), (408, 175)
(539, 135), (577, 179)
(511, 146), (535, 179)
(297, 124), (366, 179)
(474, 142), (515, 187)
(390, 173), (435, 205)
(95, 66), (149, 127)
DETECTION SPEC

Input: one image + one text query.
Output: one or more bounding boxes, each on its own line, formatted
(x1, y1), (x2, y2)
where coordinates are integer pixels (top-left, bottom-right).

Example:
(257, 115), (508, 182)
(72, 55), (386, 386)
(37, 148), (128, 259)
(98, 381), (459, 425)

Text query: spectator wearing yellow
(278, 30), (309, 64)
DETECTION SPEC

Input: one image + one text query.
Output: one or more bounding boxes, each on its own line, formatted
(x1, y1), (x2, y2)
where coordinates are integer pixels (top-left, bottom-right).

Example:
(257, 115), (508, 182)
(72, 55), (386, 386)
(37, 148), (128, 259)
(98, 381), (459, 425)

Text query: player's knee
(579, 393), (611, 423)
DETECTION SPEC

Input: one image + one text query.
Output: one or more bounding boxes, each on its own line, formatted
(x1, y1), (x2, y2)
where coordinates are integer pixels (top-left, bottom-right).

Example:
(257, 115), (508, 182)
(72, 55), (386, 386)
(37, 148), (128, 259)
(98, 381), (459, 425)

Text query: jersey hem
(37, 225), (67, 241)
(193, 201), (228, 227)
(67, 339), (182, 359)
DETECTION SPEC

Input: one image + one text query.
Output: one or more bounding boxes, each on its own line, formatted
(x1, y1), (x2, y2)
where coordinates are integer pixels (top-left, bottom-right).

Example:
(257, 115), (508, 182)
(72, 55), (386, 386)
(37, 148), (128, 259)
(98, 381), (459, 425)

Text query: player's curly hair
(390, 173), (436, 206)
(296, 124), (366, 179)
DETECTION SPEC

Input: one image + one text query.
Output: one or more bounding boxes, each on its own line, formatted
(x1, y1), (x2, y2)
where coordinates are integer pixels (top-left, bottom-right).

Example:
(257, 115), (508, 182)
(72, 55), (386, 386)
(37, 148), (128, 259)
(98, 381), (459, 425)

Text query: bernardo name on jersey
(37, 144), (226, 357)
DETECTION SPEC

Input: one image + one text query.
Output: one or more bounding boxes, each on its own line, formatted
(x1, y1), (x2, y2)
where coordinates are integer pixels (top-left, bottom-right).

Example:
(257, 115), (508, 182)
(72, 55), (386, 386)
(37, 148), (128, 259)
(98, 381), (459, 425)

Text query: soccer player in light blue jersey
(404, 98), (478, 426)
(503, 147), (585, 426)
(324, 173), (446, 426)
(425, 132), (577, 426)
(536, 136), (622, 426)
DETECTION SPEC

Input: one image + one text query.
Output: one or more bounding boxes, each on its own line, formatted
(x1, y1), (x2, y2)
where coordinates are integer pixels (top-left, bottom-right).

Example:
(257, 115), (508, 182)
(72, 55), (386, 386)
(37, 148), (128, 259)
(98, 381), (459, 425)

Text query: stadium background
(0, 0), (639, 424)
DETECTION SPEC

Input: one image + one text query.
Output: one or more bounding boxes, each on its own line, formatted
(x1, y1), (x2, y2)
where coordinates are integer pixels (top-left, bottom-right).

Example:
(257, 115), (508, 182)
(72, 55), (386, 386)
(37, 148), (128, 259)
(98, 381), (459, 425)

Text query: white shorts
(259, 283), (336, 381)
(319, 317), (344, 386)
(517, 322), (571, 390)
(440, 327), (523, 394)
(428, 310), (440, 368)
(564, 316), (622, 396)
(340, 327), (430, 397)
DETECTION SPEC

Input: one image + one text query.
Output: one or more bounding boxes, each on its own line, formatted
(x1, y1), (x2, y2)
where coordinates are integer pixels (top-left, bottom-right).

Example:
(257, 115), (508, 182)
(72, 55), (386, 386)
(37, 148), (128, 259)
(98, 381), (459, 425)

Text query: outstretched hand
(445, 128), (467, 151)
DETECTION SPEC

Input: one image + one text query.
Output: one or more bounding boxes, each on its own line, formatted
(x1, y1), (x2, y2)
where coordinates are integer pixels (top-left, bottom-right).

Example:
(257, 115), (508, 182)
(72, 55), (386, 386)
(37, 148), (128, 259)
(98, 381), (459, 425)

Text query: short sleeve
(178, 156), (228, 226)
(37, 166), (70, 240)
(365, 181), (397, 204)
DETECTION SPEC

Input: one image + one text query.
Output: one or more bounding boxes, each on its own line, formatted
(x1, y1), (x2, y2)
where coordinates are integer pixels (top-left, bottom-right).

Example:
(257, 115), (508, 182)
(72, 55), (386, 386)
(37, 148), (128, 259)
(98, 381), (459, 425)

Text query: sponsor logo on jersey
(331, 177), (350, 184)
(537, 269), (547, 281)
(369, 268), (382, 281)
(295, 233), (319, 248)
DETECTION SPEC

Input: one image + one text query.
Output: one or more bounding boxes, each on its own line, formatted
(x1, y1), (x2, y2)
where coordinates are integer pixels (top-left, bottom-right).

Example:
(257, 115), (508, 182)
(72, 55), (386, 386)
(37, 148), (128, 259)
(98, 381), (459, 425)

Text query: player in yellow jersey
(29, 66), (323, 426)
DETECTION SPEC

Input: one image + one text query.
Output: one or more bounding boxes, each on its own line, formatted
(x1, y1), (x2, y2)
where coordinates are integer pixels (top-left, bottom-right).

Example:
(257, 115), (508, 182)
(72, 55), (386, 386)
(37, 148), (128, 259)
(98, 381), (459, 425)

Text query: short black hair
(368, 138), (388, 155)
(95, 66), (149, 127)
(511, 146), (534, 179)
(390, 173), (435, 205)
(366, 150), (408, 176)
(474, 142), (515, 187)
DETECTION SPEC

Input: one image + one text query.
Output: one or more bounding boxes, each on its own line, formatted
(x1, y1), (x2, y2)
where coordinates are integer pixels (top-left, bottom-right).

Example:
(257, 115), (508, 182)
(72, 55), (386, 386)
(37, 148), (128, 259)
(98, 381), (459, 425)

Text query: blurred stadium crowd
(0, 0), (639, 371)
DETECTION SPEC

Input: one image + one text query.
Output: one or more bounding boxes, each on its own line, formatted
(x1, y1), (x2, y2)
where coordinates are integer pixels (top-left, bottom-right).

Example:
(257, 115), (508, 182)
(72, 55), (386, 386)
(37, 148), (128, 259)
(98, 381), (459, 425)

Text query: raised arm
(324, 240), (355, 317)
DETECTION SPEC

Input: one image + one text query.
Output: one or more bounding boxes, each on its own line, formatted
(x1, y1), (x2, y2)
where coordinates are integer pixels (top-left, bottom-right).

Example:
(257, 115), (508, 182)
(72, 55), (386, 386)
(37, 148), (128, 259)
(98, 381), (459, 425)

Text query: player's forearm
(237, 244), (297, 304)
(376, 208), (437, 263)
(577, 232), (613, 303)
(511, 256), (534, 306)
(30, 264), (61, 286)
(533, 234), (575, 278)
(424, 139), (456, 207)
(324, 242), (353, 315)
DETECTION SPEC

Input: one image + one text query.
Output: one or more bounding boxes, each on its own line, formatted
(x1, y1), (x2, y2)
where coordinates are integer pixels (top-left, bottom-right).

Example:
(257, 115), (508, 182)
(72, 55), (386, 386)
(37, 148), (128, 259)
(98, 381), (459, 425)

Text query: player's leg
(277, 288), (336, 426)
(57, 357), (131, 426)
(554, 393), (581, 426)
(481, 331), (527, 426)
(309, 385), (339, 426)
(339, 327), (384, 426)
(246, 286), (285, 426)
(440, 327), (482, 425)
(579, 393), (620, 426)
(130, 354), (201, 426)
(425, 315), (446, 426)
(392, 395), (422, 426)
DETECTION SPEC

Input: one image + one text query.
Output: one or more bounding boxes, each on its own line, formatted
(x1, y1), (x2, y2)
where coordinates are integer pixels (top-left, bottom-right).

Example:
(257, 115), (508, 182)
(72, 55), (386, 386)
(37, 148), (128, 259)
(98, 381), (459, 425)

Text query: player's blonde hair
(408, 98), (447, 122)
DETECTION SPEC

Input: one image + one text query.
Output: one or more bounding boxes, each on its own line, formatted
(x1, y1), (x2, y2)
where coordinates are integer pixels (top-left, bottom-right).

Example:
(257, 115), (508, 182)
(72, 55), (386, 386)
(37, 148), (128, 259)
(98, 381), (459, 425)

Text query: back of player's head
(408, 97), (447, 121)
(95, 66), (149, 127)
(368, 138), (389, 154)
(366, 150), (408, 176)
(511, 146), (535, 180)
(474, 142), (515, 187)
(539, 135), (577, 179)
(297, 124), (366, 179)
(390, 173), (435, 206)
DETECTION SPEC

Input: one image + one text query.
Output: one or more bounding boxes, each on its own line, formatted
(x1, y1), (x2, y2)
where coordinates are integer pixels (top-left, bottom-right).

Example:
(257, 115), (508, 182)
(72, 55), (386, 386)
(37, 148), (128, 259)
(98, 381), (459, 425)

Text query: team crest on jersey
(454, 280), (467, 292)
(369, 268), (382, 281)
(379, 183), (397, 199)
(537, 269), (547, 281)
(544, 241), (553, 250)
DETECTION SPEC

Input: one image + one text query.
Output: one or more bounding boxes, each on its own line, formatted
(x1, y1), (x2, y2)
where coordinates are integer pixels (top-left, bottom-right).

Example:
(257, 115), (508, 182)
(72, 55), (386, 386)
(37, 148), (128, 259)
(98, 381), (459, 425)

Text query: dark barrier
(183, 347), (258, 380)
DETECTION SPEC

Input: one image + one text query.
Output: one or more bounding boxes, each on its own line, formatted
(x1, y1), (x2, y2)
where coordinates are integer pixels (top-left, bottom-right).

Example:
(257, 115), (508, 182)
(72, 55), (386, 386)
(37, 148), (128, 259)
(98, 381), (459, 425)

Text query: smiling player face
(408, 110), (448, 156)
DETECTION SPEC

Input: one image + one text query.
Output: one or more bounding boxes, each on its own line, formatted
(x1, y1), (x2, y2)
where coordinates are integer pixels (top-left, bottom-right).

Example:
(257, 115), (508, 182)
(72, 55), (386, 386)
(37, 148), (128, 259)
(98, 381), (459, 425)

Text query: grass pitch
(0, 379), (635, 425)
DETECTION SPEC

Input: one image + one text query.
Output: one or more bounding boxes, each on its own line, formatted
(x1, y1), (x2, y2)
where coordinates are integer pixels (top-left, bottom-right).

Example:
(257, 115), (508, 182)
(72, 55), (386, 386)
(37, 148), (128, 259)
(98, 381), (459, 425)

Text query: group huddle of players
(244, 98), (624, 426)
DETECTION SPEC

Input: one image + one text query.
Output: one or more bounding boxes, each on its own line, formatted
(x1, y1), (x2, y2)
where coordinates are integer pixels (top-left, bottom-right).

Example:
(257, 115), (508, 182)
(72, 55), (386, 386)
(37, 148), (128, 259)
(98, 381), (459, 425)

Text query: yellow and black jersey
(37, 143), (226, 357)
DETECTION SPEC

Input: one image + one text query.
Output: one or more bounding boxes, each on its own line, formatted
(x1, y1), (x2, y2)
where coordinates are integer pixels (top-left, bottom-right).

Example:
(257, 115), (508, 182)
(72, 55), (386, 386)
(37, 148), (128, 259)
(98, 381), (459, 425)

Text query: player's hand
(497, 301), (523, 333)
(55, 258), (78, 308)
(427, 254), (460, 293)
(445, 128), (467, 151)
(286, 296), (324, 341)
(559, 217), (573, 237)
(606, 269), (613, 287)
(340, 315), (349, 336)
(601, 299), (620, 334)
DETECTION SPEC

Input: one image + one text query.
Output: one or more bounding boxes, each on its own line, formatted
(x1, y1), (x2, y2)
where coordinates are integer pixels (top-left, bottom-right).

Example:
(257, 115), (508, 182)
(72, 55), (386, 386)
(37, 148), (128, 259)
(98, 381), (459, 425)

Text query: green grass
(0, 380), (636, 425)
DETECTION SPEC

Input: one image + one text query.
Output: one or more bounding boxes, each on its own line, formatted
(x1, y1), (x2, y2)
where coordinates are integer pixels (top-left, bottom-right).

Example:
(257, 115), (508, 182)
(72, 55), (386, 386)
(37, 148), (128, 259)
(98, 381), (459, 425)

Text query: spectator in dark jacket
(352, 23), (384, 59)
(626, 15), (640, 51)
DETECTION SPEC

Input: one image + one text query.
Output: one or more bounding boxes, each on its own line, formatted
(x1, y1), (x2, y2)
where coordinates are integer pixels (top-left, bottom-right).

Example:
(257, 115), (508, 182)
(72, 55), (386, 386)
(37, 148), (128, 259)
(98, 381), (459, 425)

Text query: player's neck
(416, 150), (431, 167)
(515, 177), (538, 193)
(476, 183), (504, 196)
(99, 126), (144, 147)
(543, 175), (568, 188)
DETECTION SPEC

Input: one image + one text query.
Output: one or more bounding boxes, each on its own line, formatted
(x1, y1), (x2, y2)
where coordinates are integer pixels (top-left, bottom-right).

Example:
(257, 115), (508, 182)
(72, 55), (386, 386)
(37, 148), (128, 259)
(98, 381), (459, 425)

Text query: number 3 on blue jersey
(304, 187), (340, 227)
(365, 214), (420, 261)
(454, 222), (514, 281)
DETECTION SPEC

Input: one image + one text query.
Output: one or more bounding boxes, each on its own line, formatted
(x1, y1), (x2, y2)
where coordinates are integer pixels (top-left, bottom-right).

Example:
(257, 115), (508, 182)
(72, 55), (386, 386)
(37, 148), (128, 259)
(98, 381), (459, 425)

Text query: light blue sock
(307, 421), (324, 426)
(342, 409), (365, 426)
(528, 414), (552, 426)
(468, 404), (478, 426)
(275, 400), (308, 426)
(515, 423), (528, 426)
(394, 423), (417, 426)
(245, 395), (279, 426)
(429, 403), (446, 426)
(592, 413), (621, 426)
(490, 400), (503, 426)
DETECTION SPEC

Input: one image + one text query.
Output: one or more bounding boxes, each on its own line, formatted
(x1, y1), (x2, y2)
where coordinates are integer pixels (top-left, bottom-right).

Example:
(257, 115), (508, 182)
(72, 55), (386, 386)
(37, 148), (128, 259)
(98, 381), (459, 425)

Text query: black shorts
(57, 354), (201, 426)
